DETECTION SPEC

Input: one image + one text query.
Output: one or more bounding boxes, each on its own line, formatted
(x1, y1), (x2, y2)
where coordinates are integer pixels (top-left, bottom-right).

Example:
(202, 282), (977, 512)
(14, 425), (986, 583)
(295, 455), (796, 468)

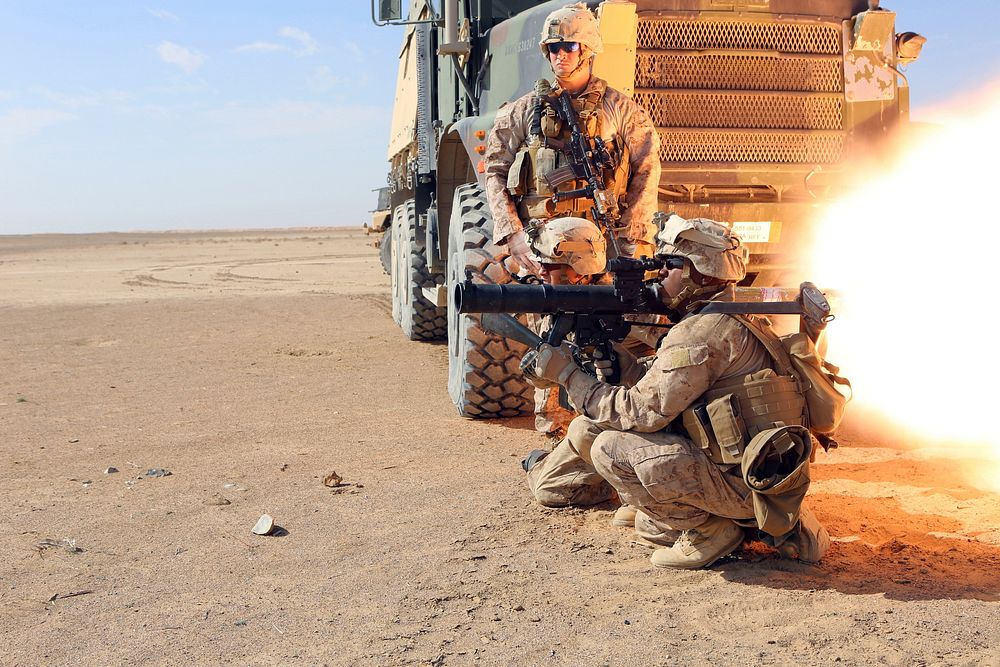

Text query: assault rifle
(454, 257), (833, 383)
(547, 91), (624, 257)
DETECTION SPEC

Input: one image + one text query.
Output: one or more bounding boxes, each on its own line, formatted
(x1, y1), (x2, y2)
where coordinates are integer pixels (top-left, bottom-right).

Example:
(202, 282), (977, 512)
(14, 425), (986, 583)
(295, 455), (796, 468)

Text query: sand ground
(1, 228), (997, 666)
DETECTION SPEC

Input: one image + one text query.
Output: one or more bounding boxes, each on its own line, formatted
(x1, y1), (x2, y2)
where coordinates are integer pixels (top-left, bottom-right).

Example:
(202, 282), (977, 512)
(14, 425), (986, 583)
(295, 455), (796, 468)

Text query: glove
(521, 342), (581, 389)
(591, 345), (620, 384)
(593, 343), (643, 386)
(504, 230), (543, 277)
(519, 348), (558, 389)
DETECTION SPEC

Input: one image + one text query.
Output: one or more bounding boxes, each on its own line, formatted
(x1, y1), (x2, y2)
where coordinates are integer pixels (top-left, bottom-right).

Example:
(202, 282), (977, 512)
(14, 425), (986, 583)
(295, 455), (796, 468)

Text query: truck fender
(434, 113), (498, 264)
(449, 112), (499, 190)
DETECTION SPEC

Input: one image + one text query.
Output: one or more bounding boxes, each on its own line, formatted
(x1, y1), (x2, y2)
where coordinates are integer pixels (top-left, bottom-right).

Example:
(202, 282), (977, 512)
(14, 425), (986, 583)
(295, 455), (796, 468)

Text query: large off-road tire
(390, 199), (447, 340)
(446, 184), (534, 418)
(378, 228), (392, 275)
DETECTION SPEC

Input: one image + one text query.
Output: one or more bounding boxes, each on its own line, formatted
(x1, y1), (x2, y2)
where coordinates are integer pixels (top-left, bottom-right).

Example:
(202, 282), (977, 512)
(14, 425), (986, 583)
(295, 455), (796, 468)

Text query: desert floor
(1, 228), (997, 666)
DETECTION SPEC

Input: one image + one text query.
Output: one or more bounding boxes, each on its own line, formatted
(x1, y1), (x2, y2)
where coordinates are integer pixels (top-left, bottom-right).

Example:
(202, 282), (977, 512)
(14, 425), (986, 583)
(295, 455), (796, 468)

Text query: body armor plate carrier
(506, 80), (630, 232)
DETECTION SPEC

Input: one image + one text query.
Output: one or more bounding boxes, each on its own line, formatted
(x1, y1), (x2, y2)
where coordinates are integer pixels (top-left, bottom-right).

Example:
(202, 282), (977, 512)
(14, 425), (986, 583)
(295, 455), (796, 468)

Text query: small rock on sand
(205, 493), (231, 506)
(252, 514), (275, 535)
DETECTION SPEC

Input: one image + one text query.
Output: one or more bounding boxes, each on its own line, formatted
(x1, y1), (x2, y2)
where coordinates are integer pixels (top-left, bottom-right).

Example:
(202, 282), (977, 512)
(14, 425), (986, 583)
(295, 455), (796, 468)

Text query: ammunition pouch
(736, 315), (851, 436)
(541, 109), (562, 138)
(680, 370), (806, 466)
(507, 150), (531, 197)
(534, 147), (558, 195)
(518, 194), (560, 220)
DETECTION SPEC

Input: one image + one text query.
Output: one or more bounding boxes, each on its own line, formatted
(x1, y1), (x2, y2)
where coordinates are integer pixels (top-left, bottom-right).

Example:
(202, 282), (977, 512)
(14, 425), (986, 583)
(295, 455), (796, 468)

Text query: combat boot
(776, 505), (830, 563)
(634, 510), (681, 547)
(611, 504), (637, 527)
(650, 516), (744, 569)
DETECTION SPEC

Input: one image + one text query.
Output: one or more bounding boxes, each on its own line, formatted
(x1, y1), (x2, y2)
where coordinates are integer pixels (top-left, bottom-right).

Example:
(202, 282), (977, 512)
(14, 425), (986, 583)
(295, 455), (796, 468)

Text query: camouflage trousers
(590, 428), (756, 532)
(526, 417), (614, 507)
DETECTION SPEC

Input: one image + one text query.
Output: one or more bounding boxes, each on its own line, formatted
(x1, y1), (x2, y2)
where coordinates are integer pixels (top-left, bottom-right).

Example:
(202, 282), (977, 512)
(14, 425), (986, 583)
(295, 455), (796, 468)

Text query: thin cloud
(31, 86), (133, 108)
(0, 107), (77, 145)
(146, 80), (213, 96)
(344, 41), (363, 61)
(307, 66), (343, 92)
(205, 100), (388, 140)
(279, 26), (319, 56)
(147, 8), (179, 22)
(234, 41), (289, 55)
(157, 41), (205, 74)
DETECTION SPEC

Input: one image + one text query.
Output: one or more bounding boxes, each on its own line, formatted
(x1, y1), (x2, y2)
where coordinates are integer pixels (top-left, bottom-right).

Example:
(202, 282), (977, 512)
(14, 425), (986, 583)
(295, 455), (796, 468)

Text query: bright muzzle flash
(804, 84), (1000, 492)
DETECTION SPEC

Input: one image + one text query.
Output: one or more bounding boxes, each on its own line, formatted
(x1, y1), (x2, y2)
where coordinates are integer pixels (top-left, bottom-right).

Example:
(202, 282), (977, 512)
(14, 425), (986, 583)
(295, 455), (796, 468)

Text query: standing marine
(484, 2), (661, 435)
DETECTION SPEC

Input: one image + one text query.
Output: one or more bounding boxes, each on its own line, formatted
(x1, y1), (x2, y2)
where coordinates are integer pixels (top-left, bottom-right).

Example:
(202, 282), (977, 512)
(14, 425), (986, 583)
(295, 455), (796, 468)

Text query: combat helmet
(656, 213), (748, 283)
(655, 213), (748, 310)
(538, 3), (604, 58)
(528, 216), (606, 275)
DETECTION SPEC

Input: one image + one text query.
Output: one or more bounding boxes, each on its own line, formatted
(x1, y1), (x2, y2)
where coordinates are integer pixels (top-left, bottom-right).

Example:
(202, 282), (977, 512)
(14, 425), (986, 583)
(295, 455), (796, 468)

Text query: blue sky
(0, 1), (998, 235)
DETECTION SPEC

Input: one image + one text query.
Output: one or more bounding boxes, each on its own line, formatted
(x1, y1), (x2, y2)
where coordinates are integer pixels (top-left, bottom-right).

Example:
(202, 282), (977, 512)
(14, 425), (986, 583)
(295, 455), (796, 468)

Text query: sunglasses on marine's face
(547, 41), (580, 55)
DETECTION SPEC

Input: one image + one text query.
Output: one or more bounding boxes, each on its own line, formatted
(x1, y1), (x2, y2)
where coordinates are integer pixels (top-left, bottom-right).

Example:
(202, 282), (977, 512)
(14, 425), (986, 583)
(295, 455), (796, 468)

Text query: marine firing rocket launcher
(455, 255), (834, 382)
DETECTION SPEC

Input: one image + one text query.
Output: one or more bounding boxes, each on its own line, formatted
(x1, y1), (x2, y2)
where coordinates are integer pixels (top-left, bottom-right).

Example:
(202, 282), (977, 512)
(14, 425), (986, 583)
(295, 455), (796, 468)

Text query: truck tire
(390, 199), (447, 340)
(379, 228), (392, 275)
(446, 184), (533, 418)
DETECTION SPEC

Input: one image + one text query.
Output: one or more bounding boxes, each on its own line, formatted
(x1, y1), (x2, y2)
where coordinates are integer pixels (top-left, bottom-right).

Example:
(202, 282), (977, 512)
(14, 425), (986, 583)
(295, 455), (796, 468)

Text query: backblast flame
(804, 83), (1000, 493)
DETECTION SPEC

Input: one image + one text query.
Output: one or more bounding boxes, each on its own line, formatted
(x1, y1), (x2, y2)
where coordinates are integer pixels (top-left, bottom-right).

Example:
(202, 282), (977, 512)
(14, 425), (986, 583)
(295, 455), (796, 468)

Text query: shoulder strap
(733, 314), (796, 378)
(822, 360), (853, 401)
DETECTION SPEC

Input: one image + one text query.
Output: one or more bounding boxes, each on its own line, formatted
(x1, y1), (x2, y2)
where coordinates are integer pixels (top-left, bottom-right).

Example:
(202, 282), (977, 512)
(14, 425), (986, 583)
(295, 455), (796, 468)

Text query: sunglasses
(547, 41), (580, 55)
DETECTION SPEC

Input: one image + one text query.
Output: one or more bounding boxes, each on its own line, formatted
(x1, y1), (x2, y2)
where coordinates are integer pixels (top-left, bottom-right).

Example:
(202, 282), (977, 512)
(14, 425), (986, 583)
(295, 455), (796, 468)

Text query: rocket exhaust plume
(803, 82), (1000, 493)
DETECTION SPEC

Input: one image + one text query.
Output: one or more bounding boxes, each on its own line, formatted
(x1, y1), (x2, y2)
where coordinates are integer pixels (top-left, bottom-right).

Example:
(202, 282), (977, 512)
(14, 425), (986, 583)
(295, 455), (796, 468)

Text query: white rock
(252, 514), (274, 535)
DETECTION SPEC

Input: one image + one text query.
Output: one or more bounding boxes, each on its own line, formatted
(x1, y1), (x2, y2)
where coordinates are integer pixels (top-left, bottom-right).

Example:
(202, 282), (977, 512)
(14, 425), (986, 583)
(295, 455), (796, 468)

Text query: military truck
(369, 0), (922, 418)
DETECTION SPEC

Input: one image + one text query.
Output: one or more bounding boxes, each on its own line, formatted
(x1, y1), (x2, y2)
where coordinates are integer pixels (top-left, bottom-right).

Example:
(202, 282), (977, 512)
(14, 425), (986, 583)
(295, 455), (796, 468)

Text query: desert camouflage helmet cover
(656, 214), (748, 282)
(530, 216), (607, 275)
(538, 3), (604, 56)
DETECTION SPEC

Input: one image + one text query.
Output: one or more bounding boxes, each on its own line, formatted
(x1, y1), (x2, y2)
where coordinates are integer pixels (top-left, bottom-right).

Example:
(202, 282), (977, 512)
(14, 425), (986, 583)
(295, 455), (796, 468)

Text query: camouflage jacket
(562, 287), (773, 433)
(484, 76), (660, 247)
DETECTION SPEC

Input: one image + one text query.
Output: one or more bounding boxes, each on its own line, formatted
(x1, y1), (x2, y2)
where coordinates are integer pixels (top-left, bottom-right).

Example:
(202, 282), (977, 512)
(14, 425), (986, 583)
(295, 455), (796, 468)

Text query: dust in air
(802, 81), (1000, 493)
(807, 81), (1000, 492)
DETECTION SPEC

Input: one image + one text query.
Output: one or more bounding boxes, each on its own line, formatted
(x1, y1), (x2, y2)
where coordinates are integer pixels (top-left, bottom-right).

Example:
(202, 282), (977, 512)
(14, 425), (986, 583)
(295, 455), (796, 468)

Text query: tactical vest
(680, 315), (808, 466)
(505, 82), (630, 233)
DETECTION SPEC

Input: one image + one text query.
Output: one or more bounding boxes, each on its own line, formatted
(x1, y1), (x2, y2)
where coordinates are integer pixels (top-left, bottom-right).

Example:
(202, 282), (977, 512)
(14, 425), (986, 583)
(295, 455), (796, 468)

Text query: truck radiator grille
(657, 129), (845, 164)
(637, 15), (845, 164)
(635, 52), (843, 93)
(636, 90), (843, 130)
(636, 17), (841, 54)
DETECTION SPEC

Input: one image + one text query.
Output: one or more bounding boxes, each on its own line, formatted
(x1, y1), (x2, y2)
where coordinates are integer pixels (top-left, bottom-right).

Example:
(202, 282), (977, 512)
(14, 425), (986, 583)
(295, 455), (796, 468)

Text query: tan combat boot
(650, 516), (744, 569)
(634, 510), (681, 546)
(611, 504), (637, 527)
